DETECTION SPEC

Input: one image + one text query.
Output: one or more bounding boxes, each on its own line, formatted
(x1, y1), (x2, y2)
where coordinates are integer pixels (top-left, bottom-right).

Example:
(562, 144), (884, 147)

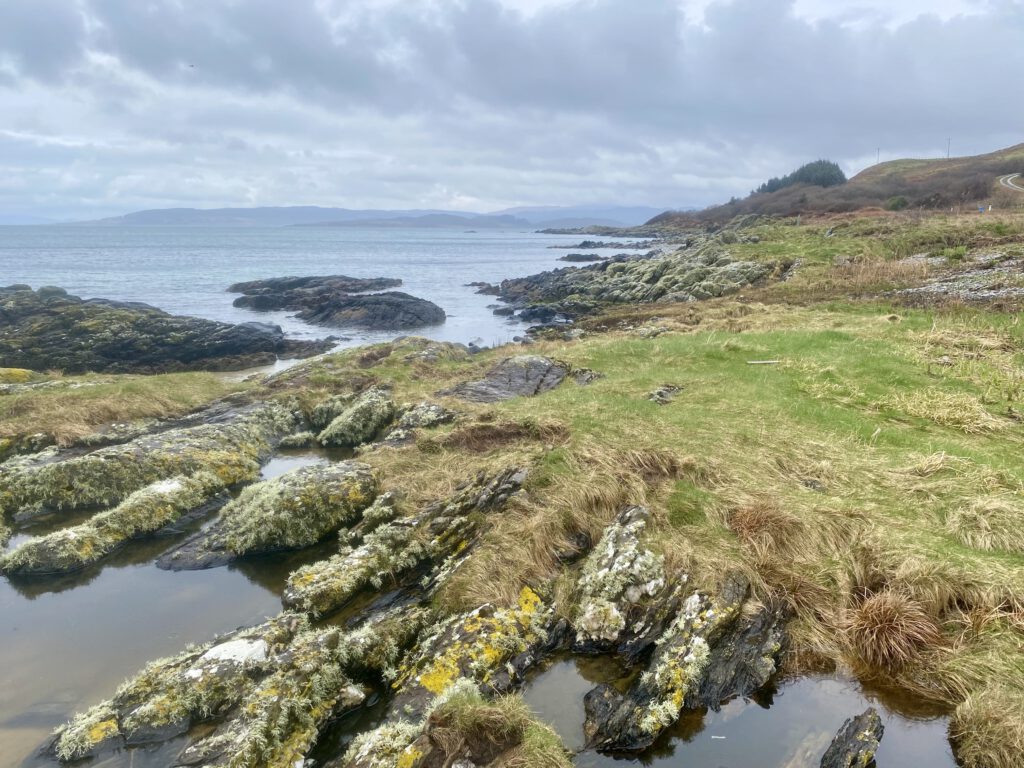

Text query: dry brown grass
(844, 590), (943, 670)
(950, 684), (1024, 768)
(829, 257), (932, 292)
(435, 419), (570, 453)
(726, 500), (804, 556)
(0, 373), (241, 447)
(946, 496), (1024, 552)
(877, 388), (1008, 433)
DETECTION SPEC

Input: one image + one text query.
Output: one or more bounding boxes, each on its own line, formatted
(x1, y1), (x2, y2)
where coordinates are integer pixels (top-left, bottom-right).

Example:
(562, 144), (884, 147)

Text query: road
(999, 173), (1024, 192)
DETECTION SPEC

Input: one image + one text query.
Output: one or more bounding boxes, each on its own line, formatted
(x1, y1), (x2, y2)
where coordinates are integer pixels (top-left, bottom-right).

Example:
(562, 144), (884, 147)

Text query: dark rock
(441, 355), (569, 403)
(517, 305), (564, 323)
(648, 385), (683, 405)
(467, 281), (501, 295)
(0, 286), (328, 374)
(492, 306), (516, 316)
(229, 276), (446, 330)
(559, 253), (607, 262)
(820, 708), (884, 768)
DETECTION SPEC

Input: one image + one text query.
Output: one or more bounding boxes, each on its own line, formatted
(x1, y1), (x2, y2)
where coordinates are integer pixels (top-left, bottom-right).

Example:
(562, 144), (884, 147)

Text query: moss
(317, 387), (396, 447)
(218, 461), (378, 555)
(0, 402), (298, 517)
(2, 471), (230, 575)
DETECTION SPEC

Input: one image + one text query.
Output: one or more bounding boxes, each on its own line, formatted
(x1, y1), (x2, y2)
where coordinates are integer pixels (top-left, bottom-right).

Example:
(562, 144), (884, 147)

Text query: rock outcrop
(283, 468), (526, 617)
(0, 401), (297, 519)
(441, 355), (568, 402)
(481, 240), (771, 321)
(819, 708), (884, 768)
(0, 285), (329, 374)
(573, 506), (675, 661)
(157, 462), (377, 570)
(317, 387), (397, 447)
(1, 472), (229, 575)
(228, 275), (446, 330)
(583, 573), (787, 752)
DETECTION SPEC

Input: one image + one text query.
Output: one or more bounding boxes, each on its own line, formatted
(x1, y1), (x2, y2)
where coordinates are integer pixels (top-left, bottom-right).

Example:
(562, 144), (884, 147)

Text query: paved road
(999, 173), (1024, 192)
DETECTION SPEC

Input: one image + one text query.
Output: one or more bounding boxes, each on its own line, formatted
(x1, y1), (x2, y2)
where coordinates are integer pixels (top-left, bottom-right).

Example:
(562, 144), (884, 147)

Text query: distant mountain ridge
(66, 204), (669, 228)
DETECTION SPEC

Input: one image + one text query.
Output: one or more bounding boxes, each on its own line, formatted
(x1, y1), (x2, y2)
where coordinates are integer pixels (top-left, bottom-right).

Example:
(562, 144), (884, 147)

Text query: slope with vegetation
(3, 207), (1024, 768)
(651, 143), (1024, 226)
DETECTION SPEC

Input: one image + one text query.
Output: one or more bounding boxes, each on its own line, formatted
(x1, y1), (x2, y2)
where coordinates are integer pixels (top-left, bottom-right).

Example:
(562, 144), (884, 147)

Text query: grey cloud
(0, 0), (1021, 219)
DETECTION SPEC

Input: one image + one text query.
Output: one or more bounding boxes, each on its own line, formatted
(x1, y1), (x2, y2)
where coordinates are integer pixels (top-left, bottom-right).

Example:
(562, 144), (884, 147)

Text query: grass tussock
(428, 682), (570, 768)
(946, 496), (1024, 552)
(877, 388), (1008, 433)
(435, 418), (569, 452)
(844, 590), (943, 671)
(950, 684), (1024, 768)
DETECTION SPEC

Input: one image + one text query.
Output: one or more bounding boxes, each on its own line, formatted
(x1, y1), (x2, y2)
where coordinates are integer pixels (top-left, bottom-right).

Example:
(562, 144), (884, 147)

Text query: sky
(0, 0), (1021, 221)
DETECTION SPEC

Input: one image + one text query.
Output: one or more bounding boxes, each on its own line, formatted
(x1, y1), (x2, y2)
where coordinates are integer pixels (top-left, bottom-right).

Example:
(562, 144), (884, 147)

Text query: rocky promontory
(0, 285), (330, 374)
(227, 275), (447, 330)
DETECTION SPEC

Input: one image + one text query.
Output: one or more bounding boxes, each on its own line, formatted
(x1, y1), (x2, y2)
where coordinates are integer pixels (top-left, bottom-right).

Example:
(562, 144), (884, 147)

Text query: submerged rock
(284, 468), (526, 617)
(820, 707), (884, 768)
(157, 461), (377, 570)
(583, 573), (786, 752)
(0, 285), (329, 374)
(1, 472), (229, 576)
(441, 355), (568, 402)
(0, 402), (298, 519)
(228, 276), (446, 330)
(318, 387), (397, 447)
(573, 506), (673, 660)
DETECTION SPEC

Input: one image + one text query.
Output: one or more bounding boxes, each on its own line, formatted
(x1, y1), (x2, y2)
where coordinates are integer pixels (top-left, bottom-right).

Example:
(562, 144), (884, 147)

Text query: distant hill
(650, 143), (1024, 227)
(294, 213), (532, 230)
(69, 204), (671, 228)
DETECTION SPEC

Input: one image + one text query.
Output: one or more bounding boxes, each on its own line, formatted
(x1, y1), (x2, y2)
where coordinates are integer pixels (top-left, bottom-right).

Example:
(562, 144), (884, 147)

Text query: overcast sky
(1, 0), (1021, 221)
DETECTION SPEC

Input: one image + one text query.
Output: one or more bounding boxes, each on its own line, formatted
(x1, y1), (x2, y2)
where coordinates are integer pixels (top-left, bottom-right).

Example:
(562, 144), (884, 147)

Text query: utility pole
(947, 138), (951, 159)
(876, 147), (880, 165)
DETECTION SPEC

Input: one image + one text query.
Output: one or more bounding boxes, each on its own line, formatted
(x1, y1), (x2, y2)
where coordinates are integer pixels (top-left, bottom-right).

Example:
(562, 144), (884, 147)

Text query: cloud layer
(0, 0), (1020, 220)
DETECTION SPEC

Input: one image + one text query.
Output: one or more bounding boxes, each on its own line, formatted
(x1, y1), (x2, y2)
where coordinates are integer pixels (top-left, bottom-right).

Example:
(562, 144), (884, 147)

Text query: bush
(886, 196), (910, 211)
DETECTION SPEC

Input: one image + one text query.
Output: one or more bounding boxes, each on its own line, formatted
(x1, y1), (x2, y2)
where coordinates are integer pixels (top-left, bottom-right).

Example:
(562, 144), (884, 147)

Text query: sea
(0, 225), (635, 351)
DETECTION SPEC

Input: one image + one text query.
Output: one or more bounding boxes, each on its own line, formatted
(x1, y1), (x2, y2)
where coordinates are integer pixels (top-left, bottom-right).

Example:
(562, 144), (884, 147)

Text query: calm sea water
(0, 225), (633, 348)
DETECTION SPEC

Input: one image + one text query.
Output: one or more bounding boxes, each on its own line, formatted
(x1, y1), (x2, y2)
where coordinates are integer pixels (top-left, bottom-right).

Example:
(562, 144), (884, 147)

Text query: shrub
(886, 195), (910, 211)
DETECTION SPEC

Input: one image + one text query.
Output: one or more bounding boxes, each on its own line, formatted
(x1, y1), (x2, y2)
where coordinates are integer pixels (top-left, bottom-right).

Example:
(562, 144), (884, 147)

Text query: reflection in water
(1, 449), (349, 767)
(522, 658), (957, 768)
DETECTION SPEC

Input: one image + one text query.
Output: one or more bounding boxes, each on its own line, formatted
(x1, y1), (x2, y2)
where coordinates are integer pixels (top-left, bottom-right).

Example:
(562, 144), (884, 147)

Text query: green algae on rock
(1, 471), (229, 576)
(317, 387), (397, 447)
(158, 461), (378, 569)
(0, 401), (298, 519)
(283, 468), (526, 617)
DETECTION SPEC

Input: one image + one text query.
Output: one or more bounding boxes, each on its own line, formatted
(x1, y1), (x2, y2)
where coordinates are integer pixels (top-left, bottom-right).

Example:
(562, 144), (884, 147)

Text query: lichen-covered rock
(50, 614), (307, 761)
(0, 520), (9, 548)
(0, 402), (298, 519)
(820, 708), (884, 768)
(378, 402), (456, 448)
(318, 387), (396, 447)
(158, 461), (378, 570)
(573, 506), (672, 659)
(1, 472), (229, 576)
(648, 384), (683, 405)
(388, 586), (561, 720)
(441, 356), (568, 403)
(488, 240), (770, 314)
(46, 607), (421, 767)
(278, 430), (317, 448)
(284, 469), (526, 617)
(0, 285), (329, 374)
(583, 573), (784, 752)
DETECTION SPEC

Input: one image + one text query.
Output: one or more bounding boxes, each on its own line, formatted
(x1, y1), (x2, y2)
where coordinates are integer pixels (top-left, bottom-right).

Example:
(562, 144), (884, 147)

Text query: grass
(0, 371), (243, 448)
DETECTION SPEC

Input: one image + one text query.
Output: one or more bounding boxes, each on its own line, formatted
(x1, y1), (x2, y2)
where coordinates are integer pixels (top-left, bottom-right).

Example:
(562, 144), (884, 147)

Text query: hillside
(651, 143), (1024, 228)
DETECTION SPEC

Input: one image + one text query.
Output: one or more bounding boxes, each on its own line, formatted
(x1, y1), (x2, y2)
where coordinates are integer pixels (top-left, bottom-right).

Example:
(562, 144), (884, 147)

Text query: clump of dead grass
(946, 495), (1024, 552)
(727, 500), (804, 556)
(436, 418), (569, 452)
(877, 388), (1007, 433)
(844, 589), (943, 670)
(950, 684), (1024, 768)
